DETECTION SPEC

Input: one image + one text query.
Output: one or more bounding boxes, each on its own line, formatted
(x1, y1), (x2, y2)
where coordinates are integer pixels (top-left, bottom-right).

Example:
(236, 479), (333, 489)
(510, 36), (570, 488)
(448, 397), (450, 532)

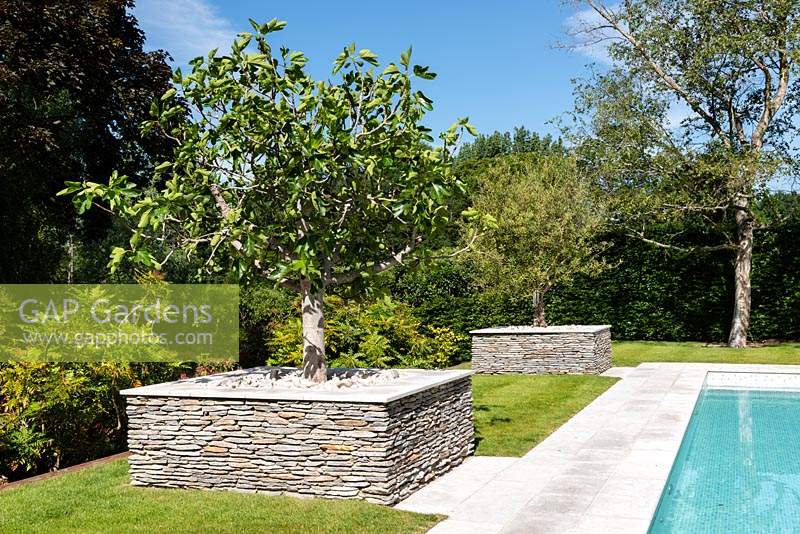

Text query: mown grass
(613, 340), (800, 367)
(471, 374), (617, 456)
(0, 460), (440, 534)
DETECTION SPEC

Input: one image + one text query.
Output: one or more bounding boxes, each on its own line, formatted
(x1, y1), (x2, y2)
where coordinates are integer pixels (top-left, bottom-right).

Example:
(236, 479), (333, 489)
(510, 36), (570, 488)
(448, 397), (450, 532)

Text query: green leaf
(134, 249), (156, 267)
(57, 181), (83, 196)
(413, 65), (436, 80)
(160, 88), (177, 101)
(400, 47), (412, 68)
(333, 48), (349, 74)
(108, 247), (127, 273)
(358, 49), (379, 66)
(130, 229), (142, 248)
(137, 209), (153, 229)
(462, 120), (479, 137)
(289, 51), (307, 65)
(264, 18), (288, 33)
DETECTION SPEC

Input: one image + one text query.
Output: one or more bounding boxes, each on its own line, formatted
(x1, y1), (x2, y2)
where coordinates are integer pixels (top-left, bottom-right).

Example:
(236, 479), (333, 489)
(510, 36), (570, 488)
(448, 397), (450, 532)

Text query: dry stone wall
(471, 326), (612, 375)
(125, 376), (472, 505)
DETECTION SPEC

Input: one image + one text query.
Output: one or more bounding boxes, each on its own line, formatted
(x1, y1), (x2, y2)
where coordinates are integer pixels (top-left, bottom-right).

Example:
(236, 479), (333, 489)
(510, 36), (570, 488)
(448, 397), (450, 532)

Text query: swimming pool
(649, 379), (800, 533)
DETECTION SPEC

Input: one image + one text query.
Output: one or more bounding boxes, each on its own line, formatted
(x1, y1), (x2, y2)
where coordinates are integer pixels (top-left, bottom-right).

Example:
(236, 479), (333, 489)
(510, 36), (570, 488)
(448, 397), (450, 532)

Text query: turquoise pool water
(650, 387), (800, 533)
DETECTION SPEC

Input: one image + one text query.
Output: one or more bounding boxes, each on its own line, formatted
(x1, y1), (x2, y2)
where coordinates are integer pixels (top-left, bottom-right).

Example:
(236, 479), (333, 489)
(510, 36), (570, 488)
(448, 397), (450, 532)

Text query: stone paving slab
(395, 456), (518, 516)
(600, 366), (635, 378)
(396, 363), (800, 533)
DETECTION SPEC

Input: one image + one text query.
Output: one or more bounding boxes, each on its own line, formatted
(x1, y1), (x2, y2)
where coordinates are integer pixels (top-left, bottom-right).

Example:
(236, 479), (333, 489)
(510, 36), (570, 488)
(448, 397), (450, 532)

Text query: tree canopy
(65, 20), (475, 381)
(568, 0), (800, 346)
(0, 0), (175, 283)
(457, 126), (565, 162)
(465, 154), (608, 326)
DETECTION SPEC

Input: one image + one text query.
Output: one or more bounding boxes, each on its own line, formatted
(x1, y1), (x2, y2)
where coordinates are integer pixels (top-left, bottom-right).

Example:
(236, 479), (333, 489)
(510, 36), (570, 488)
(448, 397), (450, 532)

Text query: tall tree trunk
(300, 279), (327, 382)
(728, 193), (753, 348)
(532, 289), (548, 327)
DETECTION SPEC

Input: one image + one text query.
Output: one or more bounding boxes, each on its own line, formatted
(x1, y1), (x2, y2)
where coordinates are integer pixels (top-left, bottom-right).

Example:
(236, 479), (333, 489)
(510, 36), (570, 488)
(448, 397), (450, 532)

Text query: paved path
(396, 363), (800, 533)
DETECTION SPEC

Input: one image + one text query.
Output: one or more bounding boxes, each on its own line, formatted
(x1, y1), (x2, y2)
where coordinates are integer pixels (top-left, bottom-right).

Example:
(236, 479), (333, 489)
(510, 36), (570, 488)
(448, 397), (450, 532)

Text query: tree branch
(210, 184), (243, 251)
(425, 231), (480, 260)
(751, 37), (791, 151)
(627, 230), (738, 253)
(584, 0), (731, 148)
(326, 236), (422, 285)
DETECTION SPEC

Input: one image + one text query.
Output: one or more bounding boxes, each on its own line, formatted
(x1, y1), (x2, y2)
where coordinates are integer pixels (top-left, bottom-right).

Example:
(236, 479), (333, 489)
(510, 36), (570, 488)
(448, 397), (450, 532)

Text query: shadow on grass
(473, 403), (512, 451)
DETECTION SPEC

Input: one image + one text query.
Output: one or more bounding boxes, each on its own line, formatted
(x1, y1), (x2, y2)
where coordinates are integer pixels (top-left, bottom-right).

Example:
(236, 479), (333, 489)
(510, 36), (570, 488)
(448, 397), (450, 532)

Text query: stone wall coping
(470, 325), (611, 335)
(120, 367), (473, 404)
(705, 371), (800, 390)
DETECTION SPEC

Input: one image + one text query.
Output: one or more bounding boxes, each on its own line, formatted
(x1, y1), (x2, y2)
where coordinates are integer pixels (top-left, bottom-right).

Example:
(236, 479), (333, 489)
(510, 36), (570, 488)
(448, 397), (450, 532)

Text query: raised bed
(121, 368), (473, 505)
(470, 325), (612, 375)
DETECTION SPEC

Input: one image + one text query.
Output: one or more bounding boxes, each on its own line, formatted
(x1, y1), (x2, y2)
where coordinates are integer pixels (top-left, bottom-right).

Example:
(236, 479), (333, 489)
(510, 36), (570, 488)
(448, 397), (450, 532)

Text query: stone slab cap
(120, 367), (474, 404)
(705, 371), (800, 391)
(469, 325), (611, 334)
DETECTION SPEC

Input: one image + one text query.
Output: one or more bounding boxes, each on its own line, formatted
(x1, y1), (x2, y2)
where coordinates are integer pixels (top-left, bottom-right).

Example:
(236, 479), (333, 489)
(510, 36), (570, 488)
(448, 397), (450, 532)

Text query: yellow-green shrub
(267, 296), (466, 370)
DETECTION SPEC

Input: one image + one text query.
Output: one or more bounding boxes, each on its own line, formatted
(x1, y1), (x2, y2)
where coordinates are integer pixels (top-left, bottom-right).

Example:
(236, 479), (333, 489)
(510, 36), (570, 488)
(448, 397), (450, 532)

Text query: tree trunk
(300, 279), (327, 382)
(728, 193), (753, 348)
(532, 289), (547, 327)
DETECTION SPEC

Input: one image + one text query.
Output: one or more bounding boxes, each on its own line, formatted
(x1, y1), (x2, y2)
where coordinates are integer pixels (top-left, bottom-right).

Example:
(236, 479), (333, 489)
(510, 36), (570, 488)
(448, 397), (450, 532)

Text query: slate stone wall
(472, 328), (612, 375)
(125, 376), (472, 505)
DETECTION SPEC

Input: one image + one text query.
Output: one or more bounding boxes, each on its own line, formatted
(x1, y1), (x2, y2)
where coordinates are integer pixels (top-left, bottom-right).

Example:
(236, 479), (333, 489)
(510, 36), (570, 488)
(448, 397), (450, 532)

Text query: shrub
(266, 296), (467, 369)
(389, 261), (532, 360)
(239, 284), (295, 368)
(0, 362), (205, 481)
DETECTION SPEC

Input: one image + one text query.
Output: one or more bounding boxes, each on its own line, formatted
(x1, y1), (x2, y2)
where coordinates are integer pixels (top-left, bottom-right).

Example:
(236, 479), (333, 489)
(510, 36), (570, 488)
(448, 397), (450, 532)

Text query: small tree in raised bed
(466, 154), (608, 326)
(62, 20), (475, 382)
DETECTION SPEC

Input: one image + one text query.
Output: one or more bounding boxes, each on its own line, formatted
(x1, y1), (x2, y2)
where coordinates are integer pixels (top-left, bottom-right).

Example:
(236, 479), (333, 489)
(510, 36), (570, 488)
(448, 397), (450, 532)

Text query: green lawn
(472, 374), (618, 456)
(0, 460), (440, 534)
(613, 340), (800, 367)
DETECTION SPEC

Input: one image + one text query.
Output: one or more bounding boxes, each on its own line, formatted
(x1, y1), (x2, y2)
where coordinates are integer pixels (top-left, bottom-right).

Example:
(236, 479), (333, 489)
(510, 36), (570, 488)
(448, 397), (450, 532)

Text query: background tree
(0, 0), (174, 283)
(65, 20), (475, 382)
(457, 126), (565, 162)
(466, 154), (608, 326)
(568, 0), (800, 347)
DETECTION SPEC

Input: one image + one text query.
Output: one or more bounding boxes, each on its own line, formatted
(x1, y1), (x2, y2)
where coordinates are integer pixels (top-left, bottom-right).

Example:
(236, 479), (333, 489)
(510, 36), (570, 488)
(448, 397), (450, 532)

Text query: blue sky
(133, 0), (604, 139)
